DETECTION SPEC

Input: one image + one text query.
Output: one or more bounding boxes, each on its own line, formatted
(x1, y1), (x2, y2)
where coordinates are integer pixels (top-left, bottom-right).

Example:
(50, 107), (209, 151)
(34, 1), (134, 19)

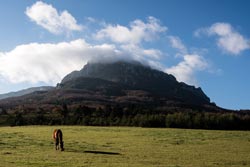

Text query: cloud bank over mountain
(0, 39), (121, 84)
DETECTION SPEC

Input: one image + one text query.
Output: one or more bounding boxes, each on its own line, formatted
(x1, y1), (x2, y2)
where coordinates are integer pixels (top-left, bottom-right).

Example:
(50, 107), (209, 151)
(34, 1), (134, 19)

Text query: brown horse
(53, 129), (64, 151)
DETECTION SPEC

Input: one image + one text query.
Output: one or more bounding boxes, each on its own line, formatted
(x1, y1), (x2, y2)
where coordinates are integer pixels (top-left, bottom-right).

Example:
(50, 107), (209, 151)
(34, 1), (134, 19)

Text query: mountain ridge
(0, 86), (54, 100)
(60, 61), (210, 105)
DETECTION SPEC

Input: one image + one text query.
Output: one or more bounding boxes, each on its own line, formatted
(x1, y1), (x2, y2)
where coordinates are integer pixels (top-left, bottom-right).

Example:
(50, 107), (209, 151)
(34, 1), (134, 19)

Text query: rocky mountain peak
(60, 61), (210, 105)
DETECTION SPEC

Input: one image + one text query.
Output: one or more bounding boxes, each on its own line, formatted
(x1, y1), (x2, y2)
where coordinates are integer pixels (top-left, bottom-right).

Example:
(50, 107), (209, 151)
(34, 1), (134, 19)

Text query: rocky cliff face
(61, 61), (210, 105)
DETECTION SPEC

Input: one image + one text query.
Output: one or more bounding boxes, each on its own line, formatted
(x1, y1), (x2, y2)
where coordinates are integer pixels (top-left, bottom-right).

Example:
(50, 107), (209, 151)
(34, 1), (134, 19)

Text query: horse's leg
(55, 138), (59, 150)
(59, 136), (64, 151)
(58, 130), (64, 151)
(60, 141), (64, 151)
(53, 129), (58, 150)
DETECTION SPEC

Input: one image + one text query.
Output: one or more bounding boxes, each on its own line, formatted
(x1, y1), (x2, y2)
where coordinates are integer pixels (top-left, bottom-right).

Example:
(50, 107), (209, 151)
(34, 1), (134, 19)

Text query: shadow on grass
(84, 150), (120, 155)
(66, 148), (120, 155)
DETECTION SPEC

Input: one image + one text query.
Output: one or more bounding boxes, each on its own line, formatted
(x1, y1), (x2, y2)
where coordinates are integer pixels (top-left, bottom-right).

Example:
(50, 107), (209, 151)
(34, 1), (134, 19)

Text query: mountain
(2, 60), (249, 129)
(0, 61), (213, 108)
(61, 61), (210, 105)
(0, 86), (54, 100)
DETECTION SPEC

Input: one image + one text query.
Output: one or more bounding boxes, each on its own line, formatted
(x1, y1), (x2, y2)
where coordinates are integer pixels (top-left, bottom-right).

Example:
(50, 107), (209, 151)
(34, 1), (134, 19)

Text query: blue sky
(0, 0), (249, 110)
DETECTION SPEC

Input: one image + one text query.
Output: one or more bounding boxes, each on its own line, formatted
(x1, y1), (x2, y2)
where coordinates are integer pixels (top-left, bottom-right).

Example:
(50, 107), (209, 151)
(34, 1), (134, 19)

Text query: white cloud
(0, 38), (166, 86)
(166, 35), (209, 85)
(26, 1), (82, 34)
(93, 16), (167, 71)
(208, 23), (232, 36)
(195, 22), (250, 55)
(0, 39), (120, 85)
(121, 44), (163, 61)
(86, 17), (98, 23)
(166, 54), (208, 85)
(168, 36), (187, 54)
(94, 16), (167, 44)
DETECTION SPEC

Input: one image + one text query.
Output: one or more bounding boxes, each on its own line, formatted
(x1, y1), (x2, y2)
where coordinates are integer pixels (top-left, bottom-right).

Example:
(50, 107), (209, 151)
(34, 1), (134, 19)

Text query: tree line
(1, 104), (249, 130)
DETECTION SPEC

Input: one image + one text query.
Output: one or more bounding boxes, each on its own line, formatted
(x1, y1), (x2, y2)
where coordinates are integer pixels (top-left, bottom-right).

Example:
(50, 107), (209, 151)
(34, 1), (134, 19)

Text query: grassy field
(0, 126), (250, 167)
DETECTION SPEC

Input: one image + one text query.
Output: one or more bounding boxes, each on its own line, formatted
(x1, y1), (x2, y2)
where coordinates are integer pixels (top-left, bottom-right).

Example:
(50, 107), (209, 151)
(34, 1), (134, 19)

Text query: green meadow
(0, 126), (250, 167)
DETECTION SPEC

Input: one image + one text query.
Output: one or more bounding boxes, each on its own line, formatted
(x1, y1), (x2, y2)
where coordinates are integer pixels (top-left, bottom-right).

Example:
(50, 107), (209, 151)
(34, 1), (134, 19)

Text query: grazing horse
(53, 129), (64, 151)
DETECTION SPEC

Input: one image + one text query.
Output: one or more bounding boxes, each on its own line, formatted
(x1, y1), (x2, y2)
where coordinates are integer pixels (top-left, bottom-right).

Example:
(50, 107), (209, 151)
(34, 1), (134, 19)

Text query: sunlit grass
(0, 126), (250, 167)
